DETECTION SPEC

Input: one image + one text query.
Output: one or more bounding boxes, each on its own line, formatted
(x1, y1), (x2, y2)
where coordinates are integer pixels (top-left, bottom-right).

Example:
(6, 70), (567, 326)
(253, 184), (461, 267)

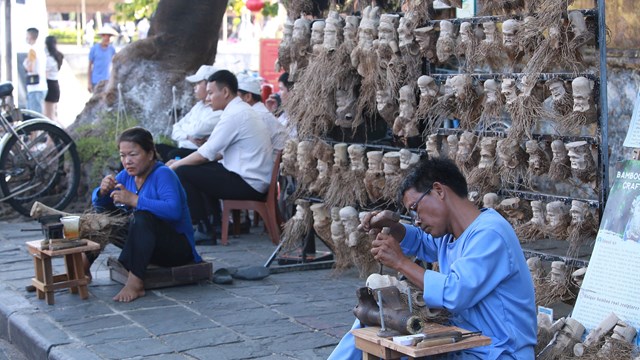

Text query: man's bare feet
(113, 272), (145, 302)
(81, 253), (92, 283)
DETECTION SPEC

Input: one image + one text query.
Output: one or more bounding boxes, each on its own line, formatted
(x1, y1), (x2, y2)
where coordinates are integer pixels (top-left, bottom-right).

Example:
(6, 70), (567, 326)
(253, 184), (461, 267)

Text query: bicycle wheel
(0, 122), (81, 216)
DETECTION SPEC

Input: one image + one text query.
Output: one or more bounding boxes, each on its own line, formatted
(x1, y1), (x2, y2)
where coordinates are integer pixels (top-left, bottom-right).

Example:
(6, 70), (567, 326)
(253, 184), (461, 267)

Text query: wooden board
(352, 326), (492, 359)
(26, 239), (100, 256)
(107, 256), (212, 289)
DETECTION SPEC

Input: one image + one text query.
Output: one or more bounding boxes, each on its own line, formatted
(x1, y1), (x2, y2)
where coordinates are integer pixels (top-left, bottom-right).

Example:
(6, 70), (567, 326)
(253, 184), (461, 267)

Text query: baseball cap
(186, 65), (218, 83)
(237, 75), (262, 96)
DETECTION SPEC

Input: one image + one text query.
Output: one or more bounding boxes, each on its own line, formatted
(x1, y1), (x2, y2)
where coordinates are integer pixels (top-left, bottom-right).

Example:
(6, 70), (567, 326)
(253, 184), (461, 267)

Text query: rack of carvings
(277, 0), (608, 275)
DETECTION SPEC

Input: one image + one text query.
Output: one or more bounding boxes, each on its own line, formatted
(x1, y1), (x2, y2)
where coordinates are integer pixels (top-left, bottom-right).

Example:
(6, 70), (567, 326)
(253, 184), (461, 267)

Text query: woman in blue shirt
(92, 127), (201, 302)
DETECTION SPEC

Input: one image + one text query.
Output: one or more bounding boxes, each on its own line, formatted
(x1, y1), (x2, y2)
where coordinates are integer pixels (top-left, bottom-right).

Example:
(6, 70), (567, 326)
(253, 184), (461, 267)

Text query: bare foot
(113, 272), (145, 302)
(81, 253), (92, 283)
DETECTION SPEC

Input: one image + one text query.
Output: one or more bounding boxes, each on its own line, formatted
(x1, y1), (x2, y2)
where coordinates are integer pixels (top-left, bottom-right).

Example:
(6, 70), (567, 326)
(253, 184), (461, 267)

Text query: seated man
(266, 72), (296, 139)
(329, 157), (536, 359)
(168, 70), (273, 243)
(237, 75), (287, 152)
(157, 65), (222, 162)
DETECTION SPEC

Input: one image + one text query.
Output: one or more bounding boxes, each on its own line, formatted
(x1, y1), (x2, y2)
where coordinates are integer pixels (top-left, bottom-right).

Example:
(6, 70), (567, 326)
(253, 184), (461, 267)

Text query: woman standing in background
(44, 36), (63, 123)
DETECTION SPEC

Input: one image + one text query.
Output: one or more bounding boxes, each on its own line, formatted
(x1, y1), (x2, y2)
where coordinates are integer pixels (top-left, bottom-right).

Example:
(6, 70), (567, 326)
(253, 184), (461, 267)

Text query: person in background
(88, 26), (117, 93)
(23, 27), (48, 114)
(92, 127), (201, 302)
(265, 72), (296, 138)
(156, 65), (222, 162)
(44, 36), (63, 123)
(168, 70), (273, 244)
(237, 75), (286, 153)
(329, 157), (537, 359)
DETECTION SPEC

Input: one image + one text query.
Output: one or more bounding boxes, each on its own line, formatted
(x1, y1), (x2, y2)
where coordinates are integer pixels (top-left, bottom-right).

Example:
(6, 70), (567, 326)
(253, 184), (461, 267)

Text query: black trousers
(175, 162), (266, 223)
(118, 211), (194, 279)
(155, 144), (196, 163)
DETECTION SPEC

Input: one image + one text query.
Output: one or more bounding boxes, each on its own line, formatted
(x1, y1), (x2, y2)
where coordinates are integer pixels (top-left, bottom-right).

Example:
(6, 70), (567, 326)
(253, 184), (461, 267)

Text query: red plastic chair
(220, 151), (282, 245)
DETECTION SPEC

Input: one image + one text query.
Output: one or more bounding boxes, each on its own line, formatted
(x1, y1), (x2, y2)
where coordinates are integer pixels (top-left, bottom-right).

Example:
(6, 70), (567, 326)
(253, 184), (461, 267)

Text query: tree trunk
(71, 0), (227, 136)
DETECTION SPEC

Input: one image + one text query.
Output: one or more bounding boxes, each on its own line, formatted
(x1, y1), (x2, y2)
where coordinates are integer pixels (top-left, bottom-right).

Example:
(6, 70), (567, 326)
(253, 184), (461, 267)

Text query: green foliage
(229, 0), (244, 14)
(262, 2), (279, 17)
(48, 28), (82, 45)
(114, 0), (159, 22)
(74, 114), (138, 186)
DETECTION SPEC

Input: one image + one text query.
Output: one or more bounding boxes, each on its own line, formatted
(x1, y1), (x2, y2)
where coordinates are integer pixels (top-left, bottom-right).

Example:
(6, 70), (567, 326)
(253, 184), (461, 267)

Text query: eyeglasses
(408, 187), (432, 224)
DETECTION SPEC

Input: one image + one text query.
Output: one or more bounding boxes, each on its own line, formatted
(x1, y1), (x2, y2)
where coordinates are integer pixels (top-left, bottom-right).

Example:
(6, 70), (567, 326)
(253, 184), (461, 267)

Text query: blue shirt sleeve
(136, 166), (183, 222)
(426, 228), (515, 312)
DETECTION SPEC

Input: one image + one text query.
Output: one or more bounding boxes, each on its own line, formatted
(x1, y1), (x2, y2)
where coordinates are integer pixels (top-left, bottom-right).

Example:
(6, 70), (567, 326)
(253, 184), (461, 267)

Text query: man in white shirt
(169, 70), (273, 243)
(23, 28), (48, 114)
(157, 65), (222, 162)
(237, 75), (286, 152)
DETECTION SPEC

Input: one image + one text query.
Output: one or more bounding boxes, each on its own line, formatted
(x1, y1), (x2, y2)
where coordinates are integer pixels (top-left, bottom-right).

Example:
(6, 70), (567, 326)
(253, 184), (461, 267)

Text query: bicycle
(0, 81), (81, 217)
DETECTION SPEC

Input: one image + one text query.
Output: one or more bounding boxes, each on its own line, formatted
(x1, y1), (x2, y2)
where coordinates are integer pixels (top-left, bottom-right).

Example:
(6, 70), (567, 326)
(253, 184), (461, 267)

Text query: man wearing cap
(88, 26), (117, 93)
(168, 70), (273, 243)
(237, 75), (286, 152)
(157, 65), (223, 162)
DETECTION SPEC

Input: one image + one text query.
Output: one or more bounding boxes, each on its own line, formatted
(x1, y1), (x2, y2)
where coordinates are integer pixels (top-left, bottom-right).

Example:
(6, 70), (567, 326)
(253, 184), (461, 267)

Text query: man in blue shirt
(88, 26), (117, 92)
(329, 157), (536, 359)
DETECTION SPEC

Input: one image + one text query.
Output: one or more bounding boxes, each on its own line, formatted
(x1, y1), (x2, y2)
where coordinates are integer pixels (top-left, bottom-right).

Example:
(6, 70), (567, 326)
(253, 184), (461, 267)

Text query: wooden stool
(26, 240), (100, 305)
(107, 256), (212, 289)
(352, 326), (492, 359)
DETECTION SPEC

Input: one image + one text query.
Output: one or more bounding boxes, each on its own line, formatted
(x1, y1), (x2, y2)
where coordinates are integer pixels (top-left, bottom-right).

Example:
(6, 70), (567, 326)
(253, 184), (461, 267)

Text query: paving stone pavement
(0, 218), (365, 359)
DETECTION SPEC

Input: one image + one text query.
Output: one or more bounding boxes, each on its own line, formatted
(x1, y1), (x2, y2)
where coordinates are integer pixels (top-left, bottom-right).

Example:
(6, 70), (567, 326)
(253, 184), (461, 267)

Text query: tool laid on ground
(416, 331), (482, 348)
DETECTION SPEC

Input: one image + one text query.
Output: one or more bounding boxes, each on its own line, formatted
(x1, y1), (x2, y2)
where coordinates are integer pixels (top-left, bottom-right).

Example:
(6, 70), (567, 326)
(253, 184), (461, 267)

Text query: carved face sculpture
(397, 16), (414, 48)
(343, 16), (360, 50)
(426, 135), (440, 158)
(293, 200), (309, 221)
(547, 79), (566, 101)
(311, 20), (325, 50)
(447, 135), (459, 159)
(570, 200), (589, 224)
(348, 144), (366, 171)
(484, 79), (500, 104)
(459, 22), (472, 44)
(399, 149), (418, 170)
(367, 151), (383, 171)
(335, 88), (356, 126)
(414, 25), (435, 57)
(376, 87), (397, 116)
(501, 78), (518, 105)
(572, 77), (593, 112)
(339, 206), (360, 235)
(436, 20), (455, 60)
(498, 139), (523, 169)
(531, 201), (545, 225)
(292, 18), (312, 46)
(546, 201), (567, 228)
(483, 193), (499, 209)
(566, 141), (591, 170)
(450, 75), (472, 100)
(443, 77), (455, 96)
(334, 143), (349, 168)
(297, 141), (313, 170)
(551, 140), (568, 162)
(323, 11), (343, 51)
(482, 21), (496, 42)
(398, 85), (416, 119)
(310, 203), (330, 227)
(358, 6), (379, 50)
(457, 132), (477, 163)
(479, 137), (497, 168)
(377, 17), (398, 56)
(568, 11), (587, 37)
(317, 159), (329, 179)
(525, 140), (549, 175)
(418, 75), (438, 98)
(502, 19), (520, 49)
(383, 152), (400, 176)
